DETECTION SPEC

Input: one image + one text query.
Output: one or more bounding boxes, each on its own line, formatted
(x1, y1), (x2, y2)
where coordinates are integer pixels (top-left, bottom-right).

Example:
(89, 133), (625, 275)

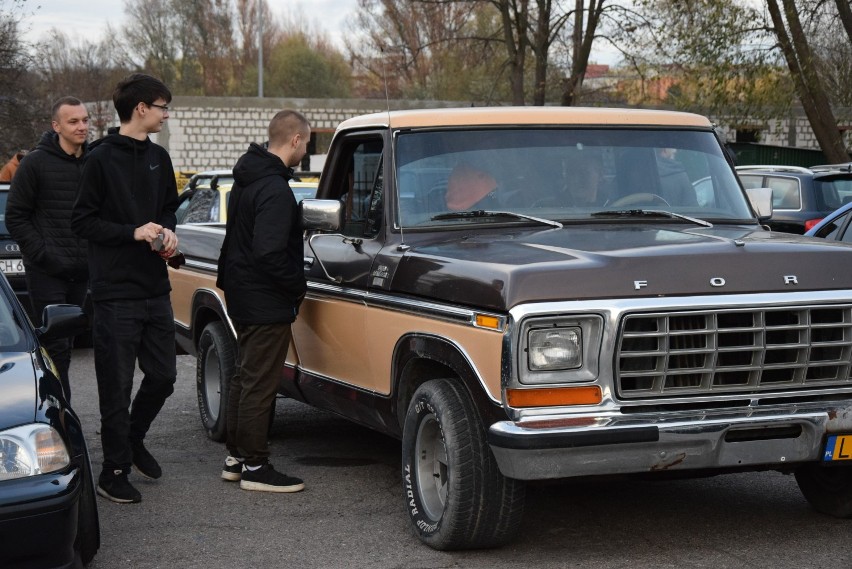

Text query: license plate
(823, 435), (852, 461)
(0, 258), (24, 276)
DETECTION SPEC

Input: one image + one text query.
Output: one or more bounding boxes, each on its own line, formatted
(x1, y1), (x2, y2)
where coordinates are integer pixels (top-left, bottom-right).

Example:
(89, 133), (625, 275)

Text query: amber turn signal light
(506, 385), (602, 407)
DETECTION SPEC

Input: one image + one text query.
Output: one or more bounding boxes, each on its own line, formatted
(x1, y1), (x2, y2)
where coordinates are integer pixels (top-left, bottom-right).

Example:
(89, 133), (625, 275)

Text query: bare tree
(0, 0), (45, 157)
(767, 0), (848, 162)
(348, 0), (503, 101)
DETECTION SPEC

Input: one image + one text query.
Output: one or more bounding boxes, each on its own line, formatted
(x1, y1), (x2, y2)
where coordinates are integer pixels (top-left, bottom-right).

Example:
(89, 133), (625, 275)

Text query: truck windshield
(394, 128), (754, 227)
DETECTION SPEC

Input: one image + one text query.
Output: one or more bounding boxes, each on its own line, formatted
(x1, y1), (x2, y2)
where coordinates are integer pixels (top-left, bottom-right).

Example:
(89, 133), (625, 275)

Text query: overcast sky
(19, 0), (357, 49)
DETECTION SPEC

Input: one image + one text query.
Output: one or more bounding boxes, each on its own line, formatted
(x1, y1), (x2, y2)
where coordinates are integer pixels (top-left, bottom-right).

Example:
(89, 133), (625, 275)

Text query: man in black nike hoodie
(216, 109), (310, 493)
(72, 74), (179, 504)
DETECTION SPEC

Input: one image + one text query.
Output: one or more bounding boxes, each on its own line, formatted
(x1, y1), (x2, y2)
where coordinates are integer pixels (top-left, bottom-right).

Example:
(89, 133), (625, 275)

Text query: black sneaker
(221, 455), (242, 481)
(132, 441), (162, 480)
(97, 468), (142, 503)
(239, 463), (305, 493)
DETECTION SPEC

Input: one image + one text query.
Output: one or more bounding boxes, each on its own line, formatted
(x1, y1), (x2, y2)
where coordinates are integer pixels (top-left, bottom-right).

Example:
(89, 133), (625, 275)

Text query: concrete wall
(87, 97), (851, 173)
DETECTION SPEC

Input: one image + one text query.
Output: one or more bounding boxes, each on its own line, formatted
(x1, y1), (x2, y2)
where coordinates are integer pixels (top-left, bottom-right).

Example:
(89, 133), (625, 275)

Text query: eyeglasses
(149, 103), (170, 112)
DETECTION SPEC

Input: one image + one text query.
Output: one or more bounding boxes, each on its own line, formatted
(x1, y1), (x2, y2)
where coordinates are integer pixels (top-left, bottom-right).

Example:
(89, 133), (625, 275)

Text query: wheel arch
(191, 288), (235, 349)
(392, 333), (506, 433)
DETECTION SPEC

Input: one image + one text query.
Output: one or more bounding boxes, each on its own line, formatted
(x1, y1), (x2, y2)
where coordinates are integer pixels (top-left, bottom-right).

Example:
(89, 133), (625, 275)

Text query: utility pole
(257, 2), (264, 97)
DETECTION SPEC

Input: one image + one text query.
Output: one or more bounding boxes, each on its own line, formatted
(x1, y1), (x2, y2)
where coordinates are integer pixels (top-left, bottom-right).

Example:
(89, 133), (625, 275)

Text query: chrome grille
(616, 305), (852, 398)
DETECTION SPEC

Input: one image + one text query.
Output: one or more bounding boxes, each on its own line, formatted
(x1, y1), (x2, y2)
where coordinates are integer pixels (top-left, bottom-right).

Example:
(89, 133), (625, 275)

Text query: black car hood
(0, 352), (37, 429)
(391, 224), (852, 311)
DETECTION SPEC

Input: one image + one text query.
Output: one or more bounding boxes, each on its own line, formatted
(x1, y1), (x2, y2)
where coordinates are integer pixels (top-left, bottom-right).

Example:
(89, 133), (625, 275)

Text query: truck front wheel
(795, 463), (852, 518)
(196, 321), (236, 441)
(401, 378), (525, 550)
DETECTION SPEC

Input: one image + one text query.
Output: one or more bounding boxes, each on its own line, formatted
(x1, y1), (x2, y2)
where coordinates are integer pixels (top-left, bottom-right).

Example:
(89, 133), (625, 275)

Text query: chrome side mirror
(745, 187), (773, 223)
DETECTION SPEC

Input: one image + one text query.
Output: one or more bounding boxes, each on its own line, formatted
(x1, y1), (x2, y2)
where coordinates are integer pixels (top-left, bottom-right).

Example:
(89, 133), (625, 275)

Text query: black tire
(75, 441), (100, 565)
(795, 463), (852, 518)
(401, 378), (525, 550)
(196, 321), (236, 441)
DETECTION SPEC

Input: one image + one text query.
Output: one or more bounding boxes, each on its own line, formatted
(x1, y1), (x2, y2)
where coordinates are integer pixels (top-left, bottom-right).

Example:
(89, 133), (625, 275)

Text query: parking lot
(67, 349), (851, 569)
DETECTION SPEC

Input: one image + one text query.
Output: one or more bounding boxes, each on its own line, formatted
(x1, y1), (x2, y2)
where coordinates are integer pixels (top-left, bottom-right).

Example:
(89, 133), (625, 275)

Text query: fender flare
(391, 333), (507, 432)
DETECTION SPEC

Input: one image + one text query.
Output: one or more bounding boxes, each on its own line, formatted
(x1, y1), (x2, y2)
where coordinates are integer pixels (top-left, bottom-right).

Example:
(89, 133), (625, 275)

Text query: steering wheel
(609, 192), (670, 207)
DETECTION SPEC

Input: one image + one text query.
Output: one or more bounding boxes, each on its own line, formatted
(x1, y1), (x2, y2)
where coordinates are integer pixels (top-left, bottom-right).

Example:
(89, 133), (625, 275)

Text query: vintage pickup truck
(170, 107), (852, 550)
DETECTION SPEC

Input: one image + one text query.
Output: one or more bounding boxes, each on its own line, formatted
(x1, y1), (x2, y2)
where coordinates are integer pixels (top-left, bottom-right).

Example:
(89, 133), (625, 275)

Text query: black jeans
(226, 322), (292, 466)
(24, 264), (88, 402)
(93, 295), (176, 471)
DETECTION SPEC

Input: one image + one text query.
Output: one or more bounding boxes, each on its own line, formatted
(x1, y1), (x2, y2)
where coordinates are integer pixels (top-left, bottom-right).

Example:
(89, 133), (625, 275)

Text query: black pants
(226, 322), (291, 466)
(93, 295), (176, 471)
(25, 264), (88, 402)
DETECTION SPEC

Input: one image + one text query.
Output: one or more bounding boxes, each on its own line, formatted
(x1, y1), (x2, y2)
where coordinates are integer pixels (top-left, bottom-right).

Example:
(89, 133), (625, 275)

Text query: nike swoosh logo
(150, 164), (160, 171)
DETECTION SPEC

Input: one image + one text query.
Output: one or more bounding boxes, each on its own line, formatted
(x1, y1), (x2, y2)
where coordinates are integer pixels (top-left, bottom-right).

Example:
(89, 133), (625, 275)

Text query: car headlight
(0, 424), (70, 481)
(518, 315), (603, 385)
(528, 327), (582, 370)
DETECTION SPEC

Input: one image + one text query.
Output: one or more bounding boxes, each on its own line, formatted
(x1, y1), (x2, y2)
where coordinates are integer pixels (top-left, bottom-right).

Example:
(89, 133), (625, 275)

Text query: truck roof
(337, 106), (713, 131)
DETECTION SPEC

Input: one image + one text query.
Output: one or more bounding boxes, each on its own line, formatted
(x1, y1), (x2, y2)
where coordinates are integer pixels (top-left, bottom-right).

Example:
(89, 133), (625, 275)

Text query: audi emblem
(5, 244), (19, 253)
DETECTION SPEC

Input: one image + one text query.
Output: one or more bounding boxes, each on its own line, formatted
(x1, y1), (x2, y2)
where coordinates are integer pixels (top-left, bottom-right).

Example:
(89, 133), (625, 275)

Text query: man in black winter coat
(72, 74), (179, 505)
(6, 96), (90, 402)
(216, 109), (310, 493)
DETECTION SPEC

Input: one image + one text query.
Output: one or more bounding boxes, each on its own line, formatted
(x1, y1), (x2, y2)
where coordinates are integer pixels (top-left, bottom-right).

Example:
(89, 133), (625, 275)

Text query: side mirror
(745, 187), (773, 223)
(36, 304), (88, 342)
(301, 199), (343, 232)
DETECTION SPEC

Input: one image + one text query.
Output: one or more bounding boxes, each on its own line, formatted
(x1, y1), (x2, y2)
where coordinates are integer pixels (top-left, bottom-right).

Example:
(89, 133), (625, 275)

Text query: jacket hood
(233, 143), (294, 187)
(36, 130), (89, 160)
(88, 131), (150, 153)
(391, 224), (852, 310)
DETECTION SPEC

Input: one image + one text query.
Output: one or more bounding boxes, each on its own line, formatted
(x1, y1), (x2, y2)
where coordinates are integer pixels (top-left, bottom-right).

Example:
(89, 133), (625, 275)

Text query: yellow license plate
(823, 435), (852, 461)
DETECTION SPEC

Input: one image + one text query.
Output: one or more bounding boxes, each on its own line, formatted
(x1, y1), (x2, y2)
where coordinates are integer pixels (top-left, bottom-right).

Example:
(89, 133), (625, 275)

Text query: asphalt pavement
(66, 348), (852, 569)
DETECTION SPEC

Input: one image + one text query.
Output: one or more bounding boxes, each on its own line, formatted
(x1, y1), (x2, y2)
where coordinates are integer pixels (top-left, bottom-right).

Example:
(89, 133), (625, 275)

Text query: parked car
(804, 199), (852, 242)
(736, 163), (852, 234)
(0, 182), (29, 315)
(0, 275), (99, 567)
(176, 170), (318, 224)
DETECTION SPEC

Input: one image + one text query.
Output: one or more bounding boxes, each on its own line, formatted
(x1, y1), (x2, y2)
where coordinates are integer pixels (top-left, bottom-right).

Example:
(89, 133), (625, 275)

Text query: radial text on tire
(401, 378), (525, 550)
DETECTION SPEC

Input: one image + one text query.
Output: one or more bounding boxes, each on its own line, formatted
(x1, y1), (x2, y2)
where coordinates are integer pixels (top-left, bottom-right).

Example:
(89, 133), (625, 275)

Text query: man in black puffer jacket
(216, 109), (310, 493)
(6, 96), (90, 402)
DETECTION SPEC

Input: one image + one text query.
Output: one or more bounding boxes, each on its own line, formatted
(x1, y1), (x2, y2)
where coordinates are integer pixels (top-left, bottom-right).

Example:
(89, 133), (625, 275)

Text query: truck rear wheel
(401, 378), (525, 550)
(795, 463), (852, 518)
(197, 321), (236, 441)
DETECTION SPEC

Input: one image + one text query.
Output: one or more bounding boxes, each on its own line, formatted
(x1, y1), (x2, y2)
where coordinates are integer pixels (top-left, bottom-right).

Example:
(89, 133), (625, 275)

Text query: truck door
(294, 132), (388, 393)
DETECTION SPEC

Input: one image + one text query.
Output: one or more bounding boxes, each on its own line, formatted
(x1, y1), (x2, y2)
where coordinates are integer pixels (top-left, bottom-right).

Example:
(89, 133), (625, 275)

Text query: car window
(0, 189), (10, 236)
(764, 176), (801, 210)
(396, 128), (753, 227)
(183, 188), (220, 223)
(815, 178), (852, 211)
(0, 288), (26, 350)
(812, 211), (850, 240)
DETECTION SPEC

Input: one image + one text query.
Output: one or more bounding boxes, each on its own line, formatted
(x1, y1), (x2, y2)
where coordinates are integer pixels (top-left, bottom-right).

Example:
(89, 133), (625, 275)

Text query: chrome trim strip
(307, 280), (506, 329)
(185, 259), (218, 273)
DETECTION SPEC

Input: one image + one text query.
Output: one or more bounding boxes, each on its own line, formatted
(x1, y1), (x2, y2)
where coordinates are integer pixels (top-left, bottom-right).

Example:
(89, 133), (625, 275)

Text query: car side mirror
(301, 199), (343, 232)
(745, 187), (773, 223)
(37, 304), (88, 342)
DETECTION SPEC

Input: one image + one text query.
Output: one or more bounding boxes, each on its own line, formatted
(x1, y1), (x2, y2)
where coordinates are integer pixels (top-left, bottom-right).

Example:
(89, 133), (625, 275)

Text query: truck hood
(391, 224), (852, 311)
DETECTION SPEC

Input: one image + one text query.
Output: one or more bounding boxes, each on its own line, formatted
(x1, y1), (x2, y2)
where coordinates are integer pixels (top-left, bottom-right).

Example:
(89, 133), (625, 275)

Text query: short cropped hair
(113, 73), (172, 123)
(51, 96), (84, 120)
(268, 110), (310, 146)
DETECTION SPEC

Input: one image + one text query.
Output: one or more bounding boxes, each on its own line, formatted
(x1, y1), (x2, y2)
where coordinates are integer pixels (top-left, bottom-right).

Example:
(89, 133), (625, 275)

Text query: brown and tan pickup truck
(170, 107), (852, 550)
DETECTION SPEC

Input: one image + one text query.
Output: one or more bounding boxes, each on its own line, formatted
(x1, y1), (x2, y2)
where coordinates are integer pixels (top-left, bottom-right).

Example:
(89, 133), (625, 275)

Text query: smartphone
(152, 233), (164, 251)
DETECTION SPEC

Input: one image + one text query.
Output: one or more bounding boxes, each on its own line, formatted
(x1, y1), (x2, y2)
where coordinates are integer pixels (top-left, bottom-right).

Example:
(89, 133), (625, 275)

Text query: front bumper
(488, 399), (852, 480)
(0, 467), (82, 569)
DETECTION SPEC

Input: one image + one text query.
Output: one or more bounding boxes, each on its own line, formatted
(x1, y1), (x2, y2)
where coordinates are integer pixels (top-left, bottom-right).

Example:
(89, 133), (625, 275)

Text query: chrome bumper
(488, 400), (852, 481)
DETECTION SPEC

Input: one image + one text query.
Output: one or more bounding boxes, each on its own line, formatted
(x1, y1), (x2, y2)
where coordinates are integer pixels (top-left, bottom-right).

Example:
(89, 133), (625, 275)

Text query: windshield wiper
(431, 209), (562, 229)
(591, 209), (713, 228)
